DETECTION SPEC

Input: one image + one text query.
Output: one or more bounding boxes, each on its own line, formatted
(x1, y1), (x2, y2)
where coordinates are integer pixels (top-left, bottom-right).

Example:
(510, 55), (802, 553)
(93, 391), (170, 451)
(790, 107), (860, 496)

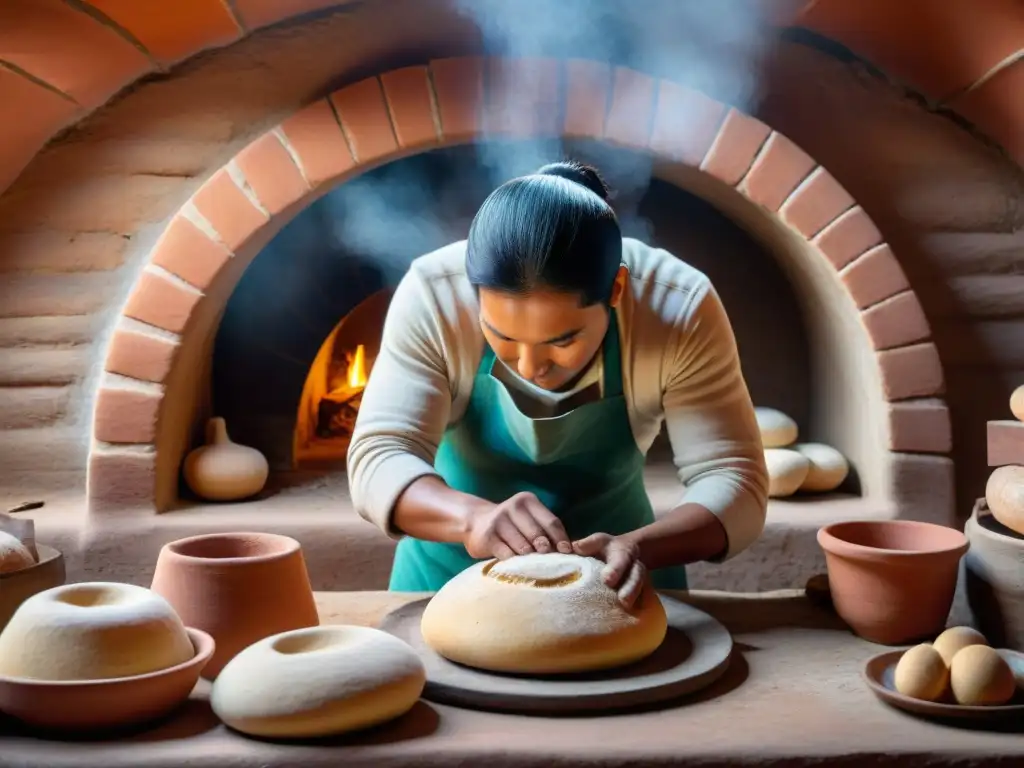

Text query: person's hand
(463, 491), (573, 560)
(572, 533), (645, 608)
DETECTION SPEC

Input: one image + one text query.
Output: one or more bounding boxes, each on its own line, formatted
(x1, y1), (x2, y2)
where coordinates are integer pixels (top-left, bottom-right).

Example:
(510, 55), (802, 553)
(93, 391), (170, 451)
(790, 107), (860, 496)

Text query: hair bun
(536, 161), (611, 202)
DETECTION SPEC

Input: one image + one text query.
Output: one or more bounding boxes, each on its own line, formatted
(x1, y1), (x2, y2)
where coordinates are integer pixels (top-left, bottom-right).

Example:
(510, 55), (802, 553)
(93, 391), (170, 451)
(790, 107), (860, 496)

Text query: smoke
(322, 0), (784, 272)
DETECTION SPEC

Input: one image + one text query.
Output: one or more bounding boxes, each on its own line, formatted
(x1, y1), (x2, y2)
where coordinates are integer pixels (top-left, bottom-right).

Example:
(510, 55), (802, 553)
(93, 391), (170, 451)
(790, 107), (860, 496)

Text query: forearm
(392, 475), (491, 544)
(619, 503), (728, 569)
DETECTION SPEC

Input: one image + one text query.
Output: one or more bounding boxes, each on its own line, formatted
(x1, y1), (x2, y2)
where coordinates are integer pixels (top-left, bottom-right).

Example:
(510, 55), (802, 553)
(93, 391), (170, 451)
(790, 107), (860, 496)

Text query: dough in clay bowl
(764, 448), (810, 498)
(211, 625), (426, 739)
(421, 553), (668, 674)
(0, 581), (195, 680)
(755, 407), (798, 448)
(793, 443), (849, 493)
(0, 530), (34, 575)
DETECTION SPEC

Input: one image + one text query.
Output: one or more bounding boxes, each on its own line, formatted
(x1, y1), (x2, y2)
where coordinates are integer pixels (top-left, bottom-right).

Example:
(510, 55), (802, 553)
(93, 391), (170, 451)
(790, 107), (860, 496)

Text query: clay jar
(183, 417), (269, 502)
(964, 500), (1024, 651)
(817, 520), (968, 645)
(150, 532), (319, 680)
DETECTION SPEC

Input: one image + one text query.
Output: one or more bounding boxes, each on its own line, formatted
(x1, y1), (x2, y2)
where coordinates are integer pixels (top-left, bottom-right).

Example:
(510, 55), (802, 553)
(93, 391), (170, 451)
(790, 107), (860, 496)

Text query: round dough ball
(420, 553), (667, 674)
(985, 465), (1024, 536)
(792, 443), (849, 493)
(932, 626), (988, 666)
(0, 531), (34, 575)
(1010, 385), (1024, 422)
(211, 625), (425, 739)
(949, 645), (1017, 706)
(894, 644), (949, 702)
(755, 407), (798, 448)
(764, 448), (810, 498)
(0, 582), (194, 680)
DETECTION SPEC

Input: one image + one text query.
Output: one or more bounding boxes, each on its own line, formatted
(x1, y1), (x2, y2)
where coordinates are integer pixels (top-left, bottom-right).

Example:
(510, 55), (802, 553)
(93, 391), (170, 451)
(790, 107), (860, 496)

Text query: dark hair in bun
(466, 160), (622, 306)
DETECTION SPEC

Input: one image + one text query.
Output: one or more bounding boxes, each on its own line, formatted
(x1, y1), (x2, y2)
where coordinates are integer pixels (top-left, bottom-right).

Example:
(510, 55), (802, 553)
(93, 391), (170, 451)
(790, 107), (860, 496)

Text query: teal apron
(388, 310), (688, 592)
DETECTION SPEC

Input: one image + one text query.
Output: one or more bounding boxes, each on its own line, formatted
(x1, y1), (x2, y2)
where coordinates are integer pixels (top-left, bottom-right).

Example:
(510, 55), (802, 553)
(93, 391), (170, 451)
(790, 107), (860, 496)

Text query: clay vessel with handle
(150, 532), (319, 680)
(817, 520), (968, 645)
(964, 499), (1024, 652)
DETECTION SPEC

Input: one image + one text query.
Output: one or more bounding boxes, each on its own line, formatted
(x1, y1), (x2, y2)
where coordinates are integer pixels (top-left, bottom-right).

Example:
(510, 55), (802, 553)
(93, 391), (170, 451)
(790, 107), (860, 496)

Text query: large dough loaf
(420, 553), (668, 674)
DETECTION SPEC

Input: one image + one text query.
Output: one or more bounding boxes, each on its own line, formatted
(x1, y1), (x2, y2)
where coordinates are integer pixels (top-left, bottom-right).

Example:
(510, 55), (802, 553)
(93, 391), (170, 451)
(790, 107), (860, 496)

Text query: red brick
(192, 168), (269, 252)
(701, 109), (771, 186)
(650, 80), (728, 167)
(0, 0), (152, 107)
(235, 132), (309, 216)
(105, 328), (179, 384)
(485, 57), (562, 138)
(563, 59), (611, 139)
(330, 77), (399, 165)
(88, 448), (156, 514)
(230, 0), (339, 31)
(779, 167), (856, 238)
(84, 0), (242, 66)
(860, 291), (931, 350)
(841, 244), (910, 309)
(741, 132), (817, 212)
(877, 343), (945, 401)
(279, 98), (354, 189)
(605, 67), (656, 150)
(887, 399), (952, 453)
(150, 214), (231, 290)
(813, 206), (885, 270)
(93, 387), (162, 444)
(987, 420), (1024, 467)
(123, 270), (201, 334)
(430, 57), (485, 142)
(381, 66), (440, 150)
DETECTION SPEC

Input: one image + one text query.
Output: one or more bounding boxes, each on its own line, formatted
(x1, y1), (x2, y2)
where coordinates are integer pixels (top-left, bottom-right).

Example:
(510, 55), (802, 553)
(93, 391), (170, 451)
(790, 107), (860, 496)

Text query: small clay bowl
(0, 544), (65, 632)
(863, 648), (1024, 723)
(818, 520), (968, 645)
(0, 627), (214, 733)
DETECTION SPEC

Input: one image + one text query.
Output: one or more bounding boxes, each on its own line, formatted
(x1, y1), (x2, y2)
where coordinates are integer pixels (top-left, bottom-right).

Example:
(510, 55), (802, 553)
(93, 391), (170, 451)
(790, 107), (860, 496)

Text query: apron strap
(602, 309), (624, 398)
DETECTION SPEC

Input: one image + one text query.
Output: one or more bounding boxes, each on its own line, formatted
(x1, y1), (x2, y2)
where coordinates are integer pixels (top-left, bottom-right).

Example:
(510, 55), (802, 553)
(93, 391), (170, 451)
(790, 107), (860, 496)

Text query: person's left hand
(572, 533), (645, 609)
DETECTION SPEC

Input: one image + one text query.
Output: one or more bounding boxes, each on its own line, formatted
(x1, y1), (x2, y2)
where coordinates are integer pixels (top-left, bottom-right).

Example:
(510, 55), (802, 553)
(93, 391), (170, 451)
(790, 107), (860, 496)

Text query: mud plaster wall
(0, 6), (1020, 519)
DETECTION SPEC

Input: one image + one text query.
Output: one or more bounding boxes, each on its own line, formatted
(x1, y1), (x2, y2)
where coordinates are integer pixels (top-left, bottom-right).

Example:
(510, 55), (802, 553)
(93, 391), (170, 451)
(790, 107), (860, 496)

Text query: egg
(932, 626), (988, 666)
(894, 643), (949, 701)
(949, 645), (1017, 706)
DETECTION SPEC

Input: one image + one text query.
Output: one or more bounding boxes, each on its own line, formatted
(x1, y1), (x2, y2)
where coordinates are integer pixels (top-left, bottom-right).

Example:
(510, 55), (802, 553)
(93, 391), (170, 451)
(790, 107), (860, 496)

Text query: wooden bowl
(0, 627), (214, 733)
(863, 648), (1024, 722)
(0, 544), (65, 632)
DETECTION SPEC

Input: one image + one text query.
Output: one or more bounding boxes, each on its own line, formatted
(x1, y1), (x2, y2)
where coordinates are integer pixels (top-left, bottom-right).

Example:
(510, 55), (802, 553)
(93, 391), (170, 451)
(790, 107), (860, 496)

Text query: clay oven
(5, 0), (1023, 591)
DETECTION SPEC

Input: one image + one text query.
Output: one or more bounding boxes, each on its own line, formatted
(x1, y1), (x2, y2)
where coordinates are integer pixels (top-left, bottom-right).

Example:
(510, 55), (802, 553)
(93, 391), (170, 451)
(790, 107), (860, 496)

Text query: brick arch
(87, 56), (951, 515)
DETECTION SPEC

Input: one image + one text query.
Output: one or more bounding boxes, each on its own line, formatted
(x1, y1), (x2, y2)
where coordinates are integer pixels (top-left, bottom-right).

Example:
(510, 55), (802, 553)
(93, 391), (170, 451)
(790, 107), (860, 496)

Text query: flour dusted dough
(210, 625), (426, 739)
(755, 407), (798, 448)
(0, 531), (34, 575)
(0, 582), (194, 680)
(420, 553), (668, 674)
(792, 442), (849, 492)
(764, 448), (810, 498)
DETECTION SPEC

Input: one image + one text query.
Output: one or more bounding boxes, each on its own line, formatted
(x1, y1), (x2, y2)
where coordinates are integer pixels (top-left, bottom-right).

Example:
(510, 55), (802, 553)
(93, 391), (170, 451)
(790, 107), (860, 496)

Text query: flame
(347, 344), (368, 389)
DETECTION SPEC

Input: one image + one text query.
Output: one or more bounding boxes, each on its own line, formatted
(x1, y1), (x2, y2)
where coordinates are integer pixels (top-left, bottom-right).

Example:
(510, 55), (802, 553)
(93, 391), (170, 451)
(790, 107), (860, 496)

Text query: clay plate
(379, 594), (733, 715)
(864, 648), (1024, 722)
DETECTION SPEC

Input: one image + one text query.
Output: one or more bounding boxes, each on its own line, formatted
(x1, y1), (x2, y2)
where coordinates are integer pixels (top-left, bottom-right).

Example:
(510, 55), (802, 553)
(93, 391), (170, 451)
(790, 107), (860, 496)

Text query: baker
(347, 161), (769, 607)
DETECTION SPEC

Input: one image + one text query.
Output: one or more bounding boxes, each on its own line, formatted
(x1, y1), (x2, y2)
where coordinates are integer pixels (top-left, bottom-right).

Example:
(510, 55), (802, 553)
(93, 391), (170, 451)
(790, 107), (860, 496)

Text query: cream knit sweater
(347, 238), (769, 561)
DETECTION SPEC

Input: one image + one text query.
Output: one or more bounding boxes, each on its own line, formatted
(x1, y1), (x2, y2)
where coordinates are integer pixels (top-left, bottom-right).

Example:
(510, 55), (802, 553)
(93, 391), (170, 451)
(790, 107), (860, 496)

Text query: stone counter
(2, 589), (1022, 767)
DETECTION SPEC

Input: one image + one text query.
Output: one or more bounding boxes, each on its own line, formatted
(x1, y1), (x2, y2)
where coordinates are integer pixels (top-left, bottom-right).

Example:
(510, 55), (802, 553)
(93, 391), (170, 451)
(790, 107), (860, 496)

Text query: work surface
(3, 589), (1023, 768)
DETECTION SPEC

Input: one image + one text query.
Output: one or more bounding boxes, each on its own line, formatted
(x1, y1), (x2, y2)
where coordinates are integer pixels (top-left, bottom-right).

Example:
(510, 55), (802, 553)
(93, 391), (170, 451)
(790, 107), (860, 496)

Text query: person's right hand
(463, 491), (573, 560)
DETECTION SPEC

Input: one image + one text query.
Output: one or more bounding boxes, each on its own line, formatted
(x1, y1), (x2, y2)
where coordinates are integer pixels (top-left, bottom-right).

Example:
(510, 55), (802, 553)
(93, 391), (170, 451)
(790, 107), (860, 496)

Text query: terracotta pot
(0, 544), (65, 632)
(964, 499), (1024, 652)
(150, 532), (319, 680)
(0, 627), (213, 733)
(817, 520), (968, 645)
